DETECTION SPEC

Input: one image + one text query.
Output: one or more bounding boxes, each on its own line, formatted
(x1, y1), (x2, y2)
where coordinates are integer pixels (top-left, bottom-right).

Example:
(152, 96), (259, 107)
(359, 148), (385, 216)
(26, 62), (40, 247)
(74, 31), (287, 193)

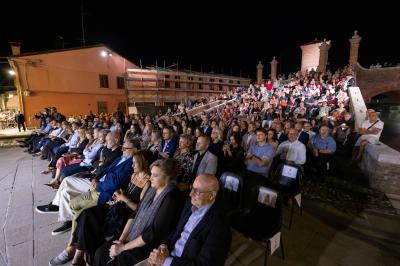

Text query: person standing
(15, 110), (26, 132)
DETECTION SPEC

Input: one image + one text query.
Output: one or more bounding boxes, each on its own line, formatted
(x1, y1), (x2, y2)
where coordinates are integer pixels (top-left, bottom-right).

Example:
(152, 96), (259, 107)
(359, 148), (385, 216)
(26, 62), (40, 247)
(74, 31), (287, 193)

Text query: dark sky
(1, 1), (399, 81)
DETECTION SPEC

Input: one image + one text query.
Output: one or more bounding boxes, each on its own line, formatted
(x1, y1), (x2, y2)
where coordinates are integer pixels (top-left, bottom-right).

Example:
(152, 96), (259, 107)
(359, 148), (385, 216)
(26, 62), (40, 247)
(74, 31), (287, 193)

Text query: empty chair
(218, 172), (244, 215)
(271, 162), (303, 229)
(231, 185), (284, 266)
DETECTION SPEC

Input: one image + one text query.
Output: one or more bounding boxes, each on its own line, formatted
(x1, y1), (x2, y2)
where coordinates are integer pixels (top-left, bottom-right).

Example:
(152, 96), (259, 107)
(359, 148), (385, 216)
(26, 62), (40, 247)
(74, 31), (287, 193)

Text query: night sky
(1, 1), (399, 83)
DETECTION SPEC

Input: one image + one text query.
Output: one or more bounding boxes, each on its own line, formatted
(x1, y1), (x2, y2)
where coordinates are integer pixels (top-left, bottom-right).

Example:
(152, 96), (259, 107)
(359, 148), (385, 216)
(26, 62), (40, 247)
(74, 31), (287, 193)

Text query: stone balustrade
(360, 142), (400, 202)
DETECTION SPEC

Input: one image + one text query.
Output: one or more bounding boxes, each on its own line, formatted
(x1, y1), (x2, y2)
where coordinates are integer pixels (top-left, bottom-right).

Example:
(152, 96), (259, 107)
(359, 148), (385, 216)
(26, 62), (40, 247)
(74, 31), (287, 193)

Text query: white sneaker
(49, 250), (72, 265)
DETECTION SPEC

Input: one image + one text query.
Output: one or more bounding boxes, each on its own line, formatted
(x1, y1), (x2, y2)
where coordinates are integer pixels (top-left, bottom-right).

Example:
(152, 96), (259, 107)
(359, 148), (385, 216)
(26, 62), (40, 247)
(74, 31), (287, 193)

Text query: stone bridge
(355, 63), (400, 100)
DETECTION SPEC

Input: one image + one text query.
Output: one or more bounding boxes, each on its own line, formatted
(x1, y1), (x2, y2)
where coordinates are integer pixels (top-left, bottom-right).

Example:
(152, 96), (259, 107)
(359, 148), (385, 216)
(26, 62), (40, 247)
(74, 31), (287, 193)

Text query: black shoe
(35, 203), (59, 214)
(51, 221), (72, 236)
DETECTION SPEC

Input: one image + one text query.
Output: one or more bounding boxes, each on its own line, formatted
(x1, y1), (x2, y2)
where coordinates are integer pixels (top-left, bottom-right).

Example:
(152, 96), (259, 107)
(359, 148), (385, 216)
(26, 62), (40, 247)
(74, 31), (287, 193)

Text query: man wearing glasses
(146, 174), (232, 266)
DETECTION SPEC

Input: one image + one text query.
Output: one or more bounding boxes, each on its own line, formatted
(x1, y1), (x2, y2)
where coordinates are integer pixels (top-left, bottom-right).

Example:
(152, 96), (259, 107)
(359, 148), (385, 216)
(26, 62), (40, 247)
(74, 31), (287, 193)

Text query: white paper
(282, 165), (298, 179)
(257, 187), (277, 207)
(225, 175), (239, 192)
(269, 232), (281, 255)
(294, 193), (301, 207)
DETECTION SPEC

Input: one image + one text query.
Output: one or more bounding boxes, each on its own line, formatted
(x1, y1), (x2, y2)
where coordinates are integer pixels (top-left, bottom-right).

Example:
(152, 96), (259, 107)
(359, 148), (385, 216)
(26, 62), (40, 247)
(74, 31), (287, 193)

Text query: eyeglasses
(190, 185), (215, 197)
(122, 147), (133, 151)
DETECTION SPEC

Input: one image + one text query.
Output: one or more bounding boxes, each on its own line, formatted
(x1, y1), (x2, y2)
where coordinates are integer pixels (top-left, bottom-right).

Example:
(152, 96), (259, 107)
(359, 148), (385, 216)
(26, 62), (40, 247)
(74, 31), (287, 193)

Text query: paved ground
(0, 147), (399, 266)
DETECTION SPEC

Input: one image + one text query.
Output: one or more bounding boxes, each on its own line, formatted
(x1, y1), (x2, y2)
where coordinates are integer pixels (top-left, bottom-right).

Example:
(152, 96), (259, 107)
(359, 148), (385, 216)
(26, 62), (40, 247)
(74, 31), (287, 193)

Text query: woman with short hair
(93, 159), (182, 266)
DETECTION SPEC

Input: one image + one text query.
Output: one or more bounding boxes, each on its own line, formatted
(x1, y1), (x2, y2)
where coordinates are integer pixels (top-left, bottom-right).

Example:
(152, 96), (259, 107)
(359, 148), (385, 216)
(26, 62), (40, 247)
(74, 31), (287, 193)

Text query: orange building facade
(8, 44), (251, 127)
(8, 45), (136, 127)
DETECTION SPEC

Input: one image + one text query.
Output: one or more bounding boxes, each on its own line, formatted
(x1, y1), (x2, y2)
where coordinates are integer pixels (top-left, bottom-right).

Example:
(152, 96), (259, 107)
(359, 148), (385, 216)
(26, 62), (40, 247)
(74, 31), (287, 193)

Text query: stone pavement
(0, 147), (400, 266)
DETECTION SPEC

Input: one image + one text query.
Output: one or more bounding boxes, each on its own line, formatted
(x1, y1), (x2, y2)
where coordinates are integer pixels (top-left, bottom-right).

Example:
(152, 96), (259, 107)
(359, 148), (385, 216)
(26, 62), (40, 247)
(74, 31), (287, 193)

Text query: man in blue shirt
(147, 174), (231, 266)
(308, 125), (336, 180)
(245, 128), (274, 178)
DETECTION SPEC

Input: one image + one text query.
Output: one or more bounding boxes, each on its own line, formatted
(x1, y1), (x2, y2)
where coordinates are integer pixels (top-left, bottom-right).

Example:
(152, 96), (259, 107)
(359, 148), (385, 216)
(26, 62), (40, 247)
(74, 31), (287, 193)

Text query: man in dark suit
(192, 136), (218, 176)
(276, 123), (288, 144)
(159, 126), (178, 159)
(201, 116), (212, 137)
(147, 174), (232, 266)
(295, 123), (310, 146)
(15, 110), (26, 132)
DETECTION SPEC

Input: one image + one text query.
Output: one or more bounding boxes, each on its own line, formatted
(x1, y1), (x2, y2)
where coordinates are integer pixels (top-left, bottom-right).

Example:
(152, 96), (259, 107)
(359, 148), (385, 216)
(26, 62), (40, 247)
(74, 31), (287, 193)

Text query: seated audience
(146, 174), (231, 266)
(93, 159), (182, 266)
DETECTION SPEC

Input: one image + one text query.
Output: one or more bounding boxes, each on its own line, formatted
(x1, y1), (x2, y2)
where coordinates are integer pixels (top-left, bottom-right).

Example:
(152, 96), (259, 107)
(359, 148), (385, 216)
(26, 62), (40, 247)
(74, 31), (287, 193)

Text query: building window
(97, 101), (108, 114)
(188, 76), (194, 89)
(99, 74), (109, 88)
(229, 80), (233, 84)
(210, 79), (215, 90)
(237, 81), (240, 84)
(198, 78), (203, 90)
(117, 77), (125, 89)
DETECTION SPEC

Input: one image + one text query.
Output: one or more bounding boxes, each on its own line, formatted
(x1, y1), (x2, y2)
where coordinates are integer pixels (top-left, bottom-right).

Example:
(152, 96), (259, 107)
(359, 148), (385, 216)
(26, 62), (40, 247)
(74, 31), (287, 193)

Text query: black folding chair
(231, 186), (284, 266)
(271, 162), (303, 230)
(218, 172), (244, 216)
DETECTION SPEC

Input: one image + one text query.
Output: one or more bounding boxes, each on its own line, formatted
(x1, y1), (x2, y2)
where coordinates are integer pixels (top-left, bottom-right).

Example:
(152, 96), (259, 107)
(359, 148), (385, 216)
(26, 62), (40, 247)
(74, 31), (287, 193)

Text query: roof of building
(9, 44), (250, 81)
(8, 44), (108, 58)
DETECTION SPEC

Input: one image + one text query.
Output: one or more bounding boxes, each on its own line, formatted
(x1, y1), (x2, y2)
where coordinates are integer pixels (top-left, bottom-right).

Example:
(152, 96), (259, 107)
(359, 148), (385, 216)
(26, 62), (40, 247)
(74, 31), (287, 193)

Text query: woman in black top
(222, 133), (245, 173)
(69, 151), (152, 265)
(93, 159), (182, 266)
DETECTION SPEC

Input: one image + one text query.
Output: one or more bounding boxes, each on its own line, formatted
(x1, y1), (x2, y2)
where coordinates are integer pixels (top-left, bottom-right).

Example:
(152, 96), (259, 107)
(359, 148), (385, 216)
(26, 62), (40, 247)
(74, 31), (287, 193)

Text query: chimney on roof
(10, 42), (21, 55)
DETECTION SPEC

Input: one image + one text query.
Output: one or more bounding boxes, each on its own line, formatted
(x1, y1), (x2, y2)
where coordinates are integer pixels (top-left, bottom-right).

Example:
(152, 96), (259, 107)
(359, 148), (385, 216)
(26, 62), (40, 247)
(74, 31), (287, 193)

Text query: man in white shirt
(275, 128), (306, 166)
(353, 110), (384, 161)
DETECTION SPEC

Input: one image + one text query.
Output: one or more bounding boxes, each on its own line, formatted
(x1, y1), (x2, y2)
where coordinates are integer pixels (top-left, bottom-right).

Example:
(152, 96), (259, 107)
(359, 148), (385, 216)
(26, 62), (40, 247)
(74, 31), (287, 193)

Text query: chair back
(218, 172), (244, 213)
(233, 185), (282, 240)
(272, 162), (303, 195)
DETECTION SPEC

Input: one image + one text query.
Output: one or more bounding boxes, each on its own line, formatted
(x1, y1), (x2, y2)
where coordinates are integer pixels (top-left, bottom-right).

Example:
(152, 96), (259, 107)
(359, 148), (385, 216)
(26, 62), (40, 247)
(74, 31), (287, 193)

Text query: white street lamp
(100, 50), (112, 57)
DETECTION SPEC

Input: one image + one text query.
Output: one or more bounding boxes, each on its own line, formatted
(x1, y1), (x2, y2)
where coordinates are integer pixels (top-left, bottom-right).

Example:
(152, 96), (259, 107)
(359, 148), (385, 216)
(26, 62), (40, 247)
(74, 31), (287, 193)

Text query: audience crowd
(17, 65), (385, 266)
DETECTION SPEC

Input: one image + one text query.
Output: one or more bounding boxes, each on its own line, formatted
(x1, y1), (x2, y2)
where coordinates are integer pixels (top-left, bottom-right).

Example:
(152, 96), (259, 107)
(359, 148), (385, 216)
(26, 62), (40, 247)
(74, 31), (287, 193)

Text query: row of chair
(218, 162), (303, 266)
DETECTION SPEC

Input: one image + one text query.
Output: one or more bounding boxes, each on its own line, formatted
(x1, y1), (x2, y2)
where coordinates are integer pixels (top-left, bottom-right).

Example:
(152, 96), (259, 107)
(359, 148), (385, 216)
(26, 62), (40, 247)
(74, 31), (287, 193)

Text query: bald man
(147, 174), (231, 266)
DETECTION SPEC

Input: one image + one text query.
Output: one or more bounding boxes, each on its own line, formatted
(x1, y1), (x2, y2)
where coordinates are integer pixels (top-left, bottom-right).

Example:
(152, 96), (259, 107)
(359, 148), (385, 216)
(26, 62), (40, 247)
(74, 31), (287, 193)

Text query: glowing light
(100, 50), (112, 57)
